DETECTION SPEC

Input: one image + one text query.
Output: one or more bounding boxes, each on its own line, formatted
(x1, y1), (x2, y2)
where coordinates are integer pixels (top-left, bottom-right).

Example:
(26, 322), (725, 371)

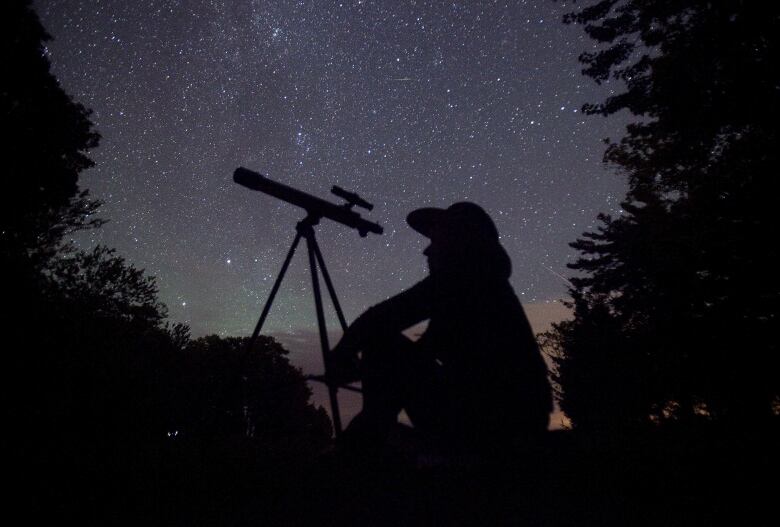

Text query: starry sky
(35, 1), (628, 418)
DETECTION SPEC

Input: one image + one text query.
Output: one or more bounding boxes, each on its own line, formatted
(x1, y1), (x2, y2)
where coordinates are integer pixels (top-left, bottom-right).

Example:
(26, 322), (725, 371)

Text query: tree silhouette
(1, 0), (102, 272)
(2, 4), (333, 521)
(173, 335), (332, 446)
(543, 1), (779, 431)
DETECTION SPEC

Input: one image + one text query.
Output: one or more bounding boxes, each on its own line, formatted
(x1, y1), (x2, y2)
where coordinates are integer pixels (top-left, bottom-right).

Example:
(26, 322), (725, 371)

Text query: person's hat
(406, 202), (500, 242)
(407, 202), (511, 277)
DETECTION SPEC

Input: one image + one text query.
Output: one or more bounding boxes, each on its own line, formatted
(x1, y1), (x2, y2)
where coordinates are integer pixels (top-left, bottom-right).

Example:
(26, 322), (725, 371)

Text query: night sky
(35, 0), (628, 423)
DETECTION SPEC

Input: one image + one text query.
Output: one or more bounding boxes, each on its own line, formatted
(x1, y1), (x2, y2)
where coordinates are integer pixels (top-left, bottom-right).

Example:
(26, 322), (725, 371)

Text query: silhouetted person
(330, 202), (552, 462)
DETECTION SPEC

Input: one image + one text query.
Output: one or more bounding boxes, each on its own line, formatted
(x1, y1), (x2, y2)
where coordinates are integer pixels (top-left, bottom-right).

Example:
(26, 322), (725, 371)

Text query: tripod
(243, 213), (361, 436)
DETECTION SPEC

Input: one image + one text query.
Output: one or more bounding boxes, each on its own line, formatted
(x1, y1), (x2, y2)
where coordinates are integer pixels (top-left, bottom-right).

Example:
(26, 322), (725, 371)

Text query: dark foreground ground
(18, 424), (778, 526)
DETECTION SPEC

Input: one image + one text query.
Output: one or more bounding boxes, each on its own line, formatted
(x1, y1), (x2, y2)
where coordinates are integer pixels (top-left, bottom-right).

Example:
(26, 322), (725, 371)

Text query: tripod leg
(305, 232), (344, 436)
(310, 235), (349, 331)
(245, 231), (302, 352)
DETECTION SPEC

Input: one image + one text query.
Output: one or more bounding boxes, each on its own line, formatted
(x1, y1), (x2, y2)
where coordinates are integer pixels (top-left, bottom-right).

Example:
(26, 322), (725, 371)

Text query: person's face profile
(423, 224), (462, 274)
(423, 241), (438, 274)
(422, 227), (454, 275)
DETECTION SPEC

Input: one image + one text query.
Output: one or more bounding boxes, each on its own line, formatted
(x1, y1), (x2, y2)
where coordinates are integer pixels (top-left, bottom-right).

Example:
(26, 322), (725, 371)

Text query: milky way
(36, 0), (627, 353)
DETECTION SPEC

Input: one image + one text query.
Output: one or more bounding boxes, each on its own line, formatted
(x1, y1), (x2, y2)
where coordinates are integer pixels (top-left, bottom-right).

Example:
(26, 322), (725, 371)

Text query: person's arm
(332, 277), (433, 356)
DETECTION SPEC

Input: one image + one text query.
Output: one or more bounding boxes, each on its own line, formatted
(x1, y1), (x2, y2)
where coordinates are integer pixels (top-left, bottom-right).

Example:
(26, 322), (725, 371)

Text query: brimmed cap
(406, 202), (511, 278)
(406, 202), (500, 242)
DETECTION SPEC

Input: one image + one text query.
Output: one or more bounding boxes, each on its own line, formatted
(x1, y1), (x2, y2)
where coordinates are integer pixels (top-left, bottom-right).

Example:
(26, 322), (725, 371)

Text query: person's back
(417, 270), (551, 455)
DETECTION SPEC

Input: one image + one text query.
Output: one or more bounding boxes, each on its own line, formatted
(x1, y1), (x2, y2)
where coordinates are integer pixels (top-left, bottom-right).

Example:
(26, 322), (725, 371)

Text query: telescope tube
(233, 167), (383, 236)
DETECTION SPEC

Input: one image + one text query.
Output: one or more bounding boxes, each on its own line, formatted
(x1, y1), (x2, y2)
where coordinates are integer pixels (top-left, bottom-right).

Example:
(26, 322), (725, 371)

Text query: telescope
(234, 166), (380, 435)
(233, 167), (383, 237)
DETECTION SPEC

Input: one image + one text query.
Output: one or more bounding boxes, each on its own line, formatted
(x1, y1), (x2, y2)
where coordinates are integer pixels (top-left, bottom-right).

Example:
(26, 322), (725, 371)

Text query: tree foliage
(544, 1), (779, 431)
(1, 0), (103, 265)
(173, 335), (332, 445)
(3, 7), (332, 518)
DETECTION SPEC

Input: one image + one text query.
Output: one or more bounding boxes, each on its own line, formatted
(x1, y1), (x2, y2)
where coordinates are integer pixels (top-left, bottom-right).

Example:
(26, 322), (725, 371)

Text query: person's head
(406, 202), (511, 279)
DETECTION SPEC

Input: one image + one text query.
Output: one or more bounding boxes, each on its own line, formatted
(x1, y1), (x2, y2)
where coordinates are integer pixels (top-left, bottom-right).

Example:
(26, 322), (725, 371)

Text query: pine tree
(544, 1), (779, 430)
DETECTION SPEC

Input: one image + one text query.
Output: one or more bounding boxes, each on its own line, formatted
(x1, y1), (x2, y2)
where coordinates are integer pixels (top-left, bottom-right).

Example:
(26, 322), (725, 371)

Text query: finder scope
(331, 185), (373, 211)
(233, 167), (383, 237)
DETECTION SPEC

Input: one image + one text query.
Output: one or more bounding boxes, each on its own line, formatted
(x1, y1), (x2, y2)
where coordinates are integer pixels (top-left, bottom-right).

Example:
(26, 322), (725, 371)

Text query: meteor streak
(541, 264), (574, 287)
